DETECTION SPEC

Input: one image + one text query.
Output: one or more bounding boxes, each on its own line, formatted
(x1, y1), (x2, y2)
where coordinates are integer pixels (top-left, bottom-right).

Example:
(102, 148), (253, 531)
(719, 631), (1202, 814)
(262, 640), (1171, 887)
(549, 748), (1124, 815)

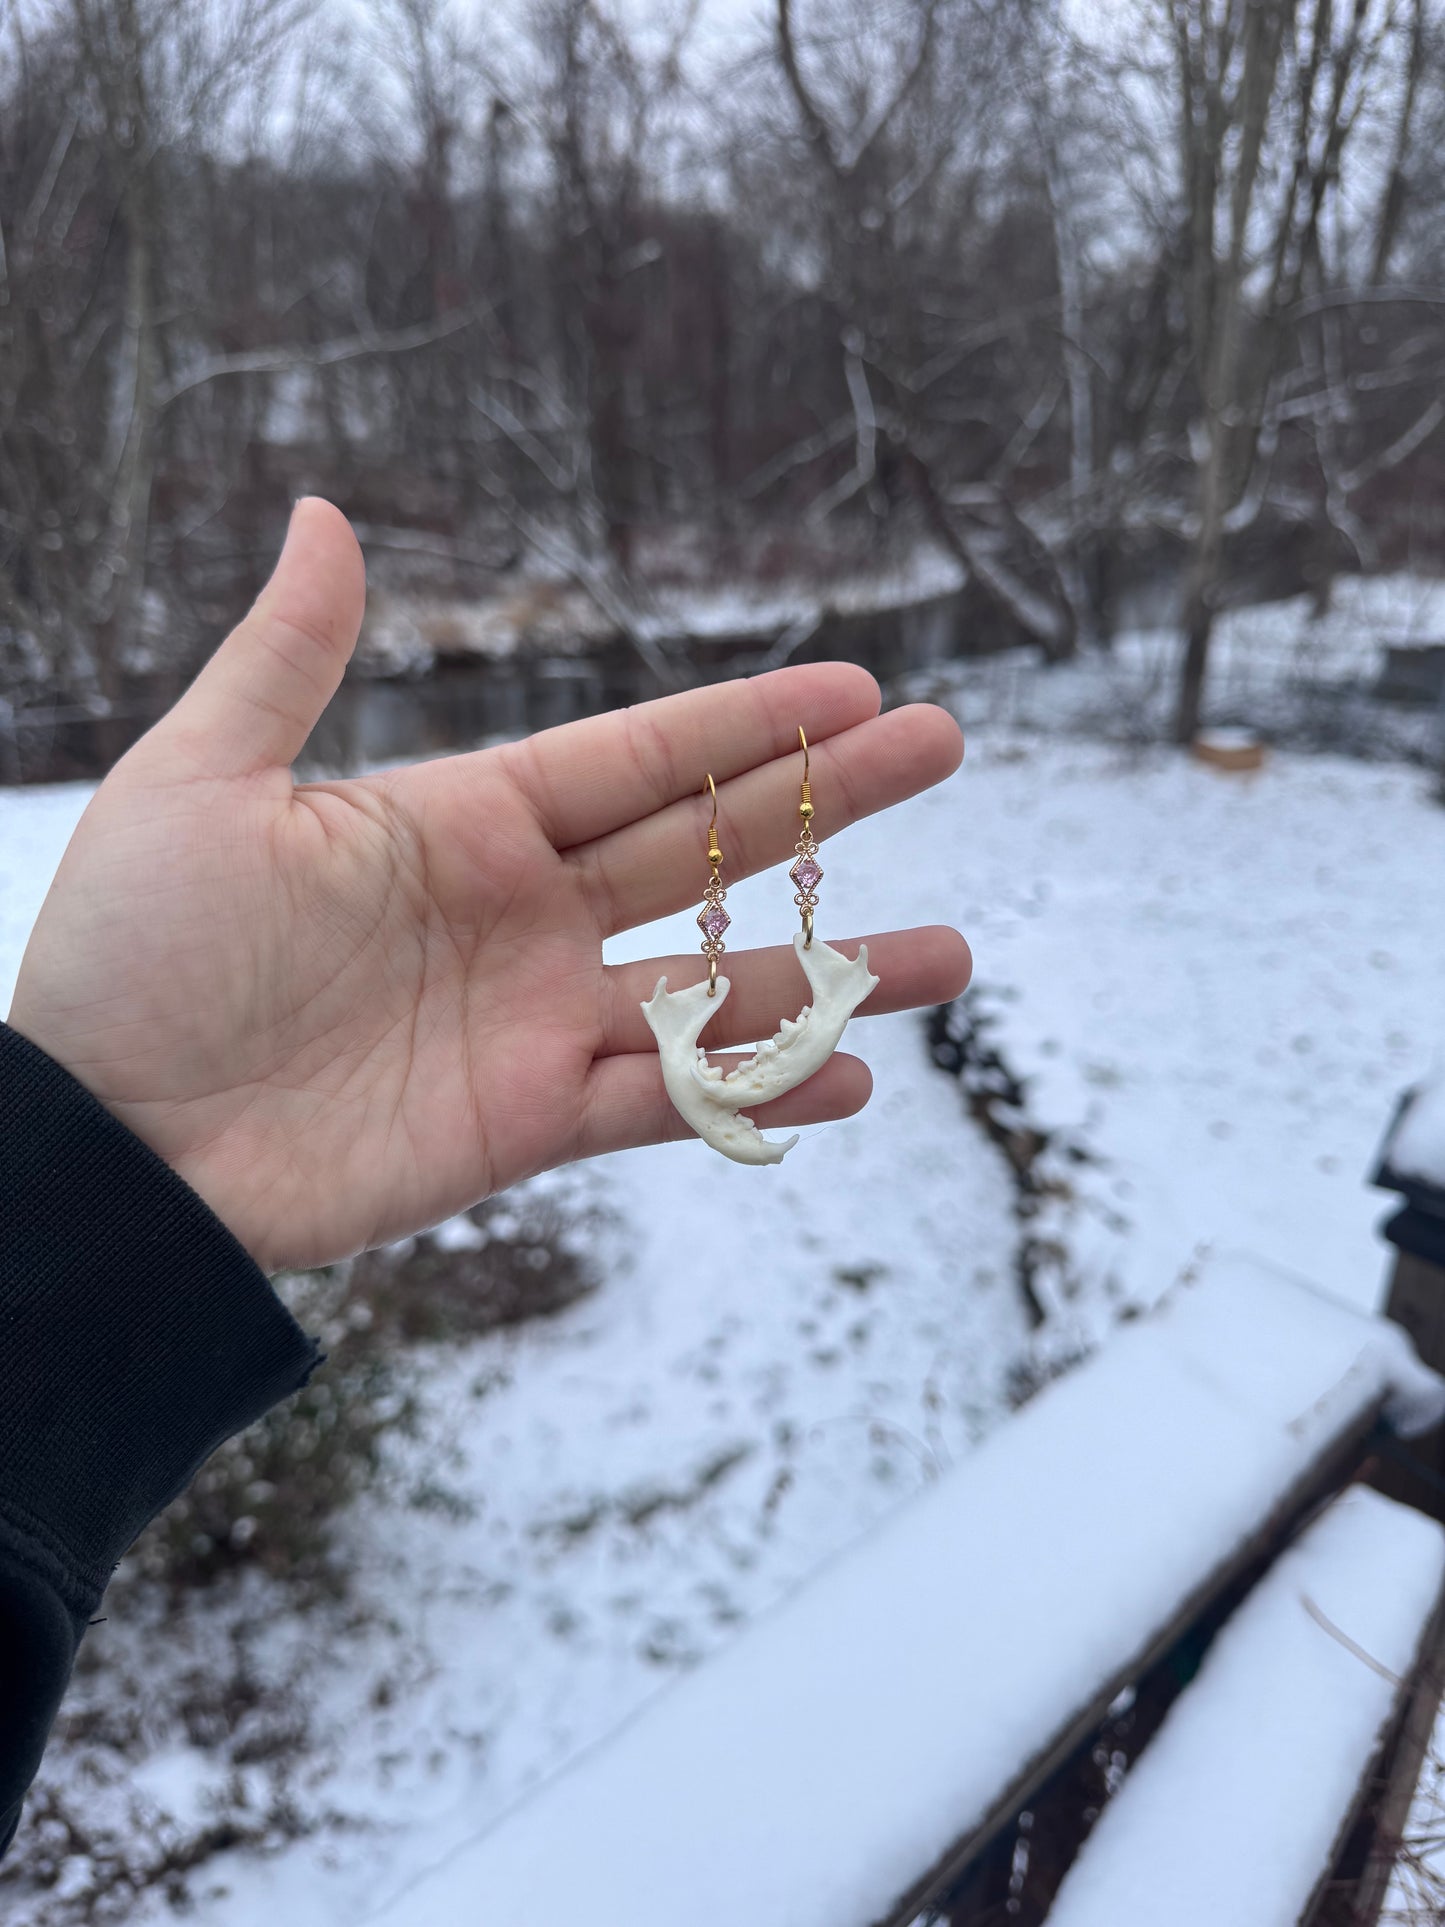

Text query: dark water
(4, 585), (972, 784)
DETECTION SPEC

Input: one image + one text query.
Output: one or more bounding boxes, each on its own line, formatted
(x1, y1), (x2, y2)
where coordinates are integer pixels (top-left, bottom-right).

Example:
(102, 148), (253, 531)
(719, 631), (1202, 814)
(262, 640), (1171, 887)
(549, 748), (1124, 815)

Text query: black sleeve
(0, 1022), (321, 1856)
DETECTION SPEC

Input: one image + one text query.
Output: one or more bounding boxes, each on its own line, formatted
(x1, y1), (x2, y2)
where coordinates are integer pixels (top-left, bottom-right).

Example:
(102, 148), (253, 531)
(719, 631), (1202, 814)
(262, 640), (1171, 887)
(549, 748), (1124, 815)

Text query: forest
(2, 0), (1445, 770)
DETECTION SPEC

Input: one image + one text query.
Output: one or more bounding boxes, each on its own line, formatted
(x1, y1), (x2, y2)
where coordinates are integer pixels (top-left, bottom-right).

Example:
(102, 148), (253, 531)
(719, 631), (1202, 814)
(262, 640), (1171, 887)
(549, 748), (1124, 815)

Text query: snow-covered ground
(924, 728), (1445, 1316)
(4, 634), (1445, 1923)
(915, 577), (1445, 766)
(362, 1263), (1445, 1927)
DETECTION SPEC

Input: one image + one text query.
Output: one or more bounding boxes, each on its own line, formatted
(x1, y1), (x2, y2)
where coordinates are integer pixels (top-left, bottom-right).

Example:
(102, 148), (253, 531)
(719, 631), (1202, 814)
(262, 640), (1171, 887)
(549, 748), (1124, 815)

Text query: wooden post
(1341, 1088), (1445, 1925)
(1373, 1090), (1445, 1524)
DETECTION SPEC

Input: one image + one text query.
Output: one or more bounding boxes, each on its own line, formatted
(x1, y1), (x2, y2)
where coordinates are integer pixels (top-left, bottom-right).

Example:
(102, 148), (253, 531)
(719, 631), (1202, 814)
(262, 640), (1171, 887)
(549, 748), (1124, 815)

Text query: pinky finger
(575, 1051), (874, 1161)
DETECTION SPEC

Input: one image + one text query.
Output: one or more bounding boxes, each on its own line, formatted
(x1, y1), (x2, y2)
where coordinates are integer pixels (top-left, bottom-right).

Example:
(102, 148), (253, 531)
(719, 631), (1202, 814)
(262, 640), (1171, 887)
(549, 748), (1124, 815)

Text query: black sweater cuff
(0, 1022), (321, 1612)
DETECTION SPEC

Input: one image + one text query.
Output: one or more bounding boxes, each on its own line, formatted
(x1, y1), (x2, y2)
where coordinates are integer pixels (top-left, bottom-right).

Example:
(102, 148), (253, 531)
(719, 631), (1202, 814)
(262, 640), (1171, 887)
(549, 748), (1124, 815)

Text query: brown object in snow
(1192, 731), (1266, 774)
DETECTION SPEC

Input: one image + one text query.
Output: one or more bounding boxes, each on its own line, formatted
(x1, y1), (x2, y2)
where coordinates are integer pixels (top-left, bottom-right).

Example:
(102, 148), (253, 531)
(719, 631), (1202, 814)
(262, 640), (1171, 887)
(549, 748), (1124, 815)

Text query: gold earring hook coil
(797, 726), (813, 820)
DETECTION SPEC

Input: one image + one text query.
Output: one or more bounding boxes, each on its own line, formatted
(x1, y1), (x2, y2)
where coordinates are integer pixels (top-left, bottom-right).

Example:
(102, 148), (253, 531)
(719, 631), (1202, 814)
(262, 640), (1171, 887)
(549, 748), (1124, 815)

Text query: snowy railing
(367, 1256), (1445, 1926)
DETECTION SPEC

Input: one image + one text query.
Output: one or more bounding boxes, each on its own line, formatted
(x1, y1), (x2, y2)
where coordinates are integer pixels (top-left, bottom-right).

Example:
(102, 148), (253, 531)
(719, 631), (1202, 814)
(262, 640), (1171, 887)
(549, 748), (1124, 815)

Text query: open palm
(8, 502), (969, 1273)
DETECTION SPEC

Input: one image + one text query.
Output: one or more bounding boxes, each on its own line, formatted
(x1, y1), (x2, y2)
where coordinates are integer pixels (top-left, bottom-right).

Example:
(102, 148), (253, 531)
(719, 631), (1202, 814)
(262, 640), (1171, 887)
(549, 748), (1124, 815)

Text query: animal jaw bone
(641, 934), (878, 1166)
(641, 972), (795, 1166)
(696, 933), (878, 1106)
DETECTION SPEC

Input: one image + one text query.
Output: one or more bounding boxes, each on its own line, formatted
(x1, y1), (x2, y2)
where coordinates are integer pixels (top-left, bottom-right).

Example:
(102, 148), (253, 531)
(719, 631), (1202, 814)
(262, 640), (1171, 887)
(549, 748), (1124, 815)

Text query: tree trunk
(1039, 96), (1097, 649)
(1174, 576), (1215, 747)
(93, 173), (159, 764)
(1174, 423), (1229, 745)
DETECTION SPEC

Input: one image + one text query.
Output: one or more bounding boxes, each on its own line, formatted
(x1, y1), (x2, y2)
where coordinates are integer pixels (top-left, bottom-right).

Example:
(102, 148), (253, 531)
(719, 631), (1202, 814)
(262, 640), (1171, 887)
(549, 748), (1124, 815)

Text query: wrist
(3, 1002), (272, 1273)
(0, 1020), (321, 1594)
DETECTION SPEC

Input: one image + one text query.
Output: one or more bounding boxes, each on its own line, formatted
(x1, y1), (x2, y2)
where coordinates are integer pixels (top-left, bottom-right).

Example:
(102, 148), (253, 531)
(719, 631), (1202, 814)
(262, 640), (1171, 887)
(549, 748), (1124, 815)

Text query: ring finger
(599, 925), (971, 1056)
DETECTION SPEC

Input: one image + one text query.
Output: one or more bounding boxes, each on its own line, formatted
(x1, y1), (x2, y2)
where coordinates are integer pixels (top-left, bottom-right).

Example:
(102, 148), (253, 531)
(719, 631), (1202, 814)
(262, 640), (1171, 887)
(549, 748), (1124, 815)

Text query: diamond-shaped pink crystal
(699, 902), (730, 941)
(791, 855), (823, 894)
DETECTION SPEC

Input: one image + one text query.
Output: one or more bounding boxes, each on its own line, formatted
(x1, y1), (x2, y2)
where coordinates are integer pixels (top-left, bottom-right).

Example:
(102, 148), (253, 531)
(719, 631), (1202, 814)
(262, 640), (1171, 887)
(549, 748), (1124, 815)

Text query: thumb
(160, 498), (366, 778)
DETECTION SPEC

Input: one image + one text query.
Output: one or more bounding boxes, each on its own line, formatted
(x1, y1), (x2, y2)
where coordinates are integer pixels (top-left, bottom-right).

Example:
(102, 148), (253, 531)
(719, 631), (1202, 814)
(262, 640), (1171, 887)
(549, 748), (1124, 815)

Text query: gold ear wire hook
(797, 727), (813, 821)
(704, 772), (722, 868)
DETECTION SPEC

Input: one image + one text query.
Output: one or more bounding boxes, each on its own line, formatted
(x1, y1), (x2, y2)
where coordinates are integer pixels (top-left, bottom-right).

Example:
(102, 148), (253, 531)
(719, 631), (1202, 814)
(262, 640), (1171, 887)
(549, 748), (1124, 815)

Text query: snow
(1049, 1486), (1445, 1927)
(360, 1260), (1440, 1927)
(4, 627), (1445, 1921)
(0, 782), (91, 1015)
(1, 777), (1031, 1926)
(1388, 1076), (1445, 1192)
(914, 577), (1445, 763)
(1193, 725), (1260, 752)
(1210, 573), (1445, 688)
(356, 543), (967, 669)
(896, 732), (1445, 1317)
(641, 544), (966, 640)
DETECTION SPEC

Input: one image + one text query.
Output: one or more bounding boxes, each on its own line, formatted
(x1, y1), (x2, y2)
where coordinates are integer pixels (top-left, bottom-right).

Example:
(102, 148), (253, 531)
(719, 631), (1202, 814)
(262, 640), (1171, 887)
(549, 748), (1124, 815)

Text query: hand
(8, 501), (969, 1272)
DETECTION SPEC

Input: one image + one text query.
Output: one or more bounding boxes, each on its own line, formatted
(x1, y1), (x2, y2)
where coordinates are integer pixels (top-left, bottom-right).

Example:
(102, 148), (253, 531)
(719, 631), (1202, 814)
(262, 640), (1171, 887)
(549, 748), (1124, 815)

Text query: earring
(698, 772), (728, 997)
(789, 726), (823, 948)
(639, 749), (879, 1167)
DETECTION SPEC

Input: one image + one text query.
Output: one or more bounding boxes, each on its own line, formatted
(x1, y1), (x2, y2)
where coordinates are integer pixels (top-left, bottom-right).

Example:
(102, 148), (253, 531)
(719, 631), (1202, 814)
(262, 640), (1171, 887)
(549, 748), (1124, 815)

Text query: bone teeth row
(724, 1026), (800, 1079)
(756, 1015), (808, 1058)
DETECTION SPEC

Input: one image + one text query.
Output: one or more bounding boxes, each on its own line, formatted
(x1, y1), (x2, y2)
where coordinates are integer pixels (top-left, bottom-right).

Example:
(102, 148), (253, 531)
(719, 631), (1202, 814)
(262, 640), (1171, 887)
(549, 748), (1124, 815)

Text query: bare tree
(5, 0), (1445, 768)
(0, 0), (297, 735)
(767, 0), (1082, 660)
(1165, 0), (1431, 742)
(450, 0), (703, 686)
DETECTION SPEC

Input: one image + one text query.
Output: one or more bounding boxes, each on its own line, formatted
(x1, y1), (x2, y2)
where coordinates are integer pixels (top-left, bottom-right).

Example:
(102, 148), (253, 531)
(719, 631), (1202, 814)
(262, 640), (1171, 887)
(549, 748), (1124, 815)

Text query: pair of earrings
(640, 727), (879, 1168)
(697, 727), (823, 997)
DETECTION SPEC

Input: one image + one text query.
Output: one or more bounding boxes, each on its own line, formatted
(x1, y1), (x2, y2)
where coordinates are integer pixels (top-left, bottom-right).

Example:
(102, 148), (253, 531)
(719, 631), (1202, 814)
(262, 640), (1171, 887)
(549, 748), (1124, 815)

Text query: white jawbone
(641, 933), (879, 1166)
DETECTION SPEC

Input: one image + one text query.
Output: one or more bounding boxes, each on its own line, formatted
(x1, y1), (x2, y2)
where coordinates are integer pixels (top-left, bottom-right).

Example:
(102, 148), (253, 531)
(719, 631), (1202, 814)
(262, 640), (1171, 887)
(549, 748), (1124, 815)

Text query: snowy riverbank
(3, 689), (1444, 1924)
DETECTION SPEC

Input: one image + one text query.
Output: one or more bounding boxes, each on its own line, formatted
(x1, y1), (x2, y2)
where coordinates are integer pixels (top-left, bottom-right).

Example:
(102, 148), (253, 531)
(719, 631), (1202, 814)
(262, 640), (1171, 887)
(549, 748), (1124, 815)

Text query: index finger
(493, 662), (882, 849)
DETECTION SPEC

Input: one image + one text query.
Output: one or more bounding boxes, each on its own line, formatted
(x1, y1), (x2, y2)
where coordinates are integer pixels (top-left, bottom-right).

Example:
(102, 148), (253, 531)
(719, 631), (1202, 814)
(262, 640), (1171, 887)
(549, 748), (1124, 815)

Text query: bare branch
(1372, 0), (1428, 284)
(1339, 393), (1445, 495)
(154, 306), (488, 408)
(775, 0), (841, 176)
(806, 334), (876, 523)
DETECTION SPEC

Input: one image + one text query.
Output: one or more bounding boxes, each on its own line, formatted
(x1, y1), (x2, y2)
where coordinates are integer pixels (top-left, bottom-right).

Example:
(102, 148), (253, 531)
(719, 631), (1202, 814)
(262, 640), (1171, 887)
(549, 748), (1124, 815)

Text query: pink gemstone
(700, 902), (730, 941)
(791, 855), (823, 894)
